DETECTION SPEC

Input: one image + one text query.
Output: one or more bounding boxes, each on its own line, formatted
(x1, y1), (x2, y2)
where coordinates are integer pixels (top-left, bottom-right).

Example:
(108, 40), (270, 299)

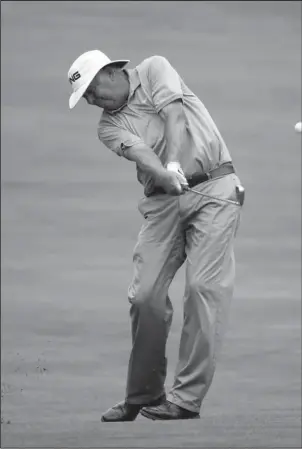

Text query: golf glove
(166, 162), (188, 187)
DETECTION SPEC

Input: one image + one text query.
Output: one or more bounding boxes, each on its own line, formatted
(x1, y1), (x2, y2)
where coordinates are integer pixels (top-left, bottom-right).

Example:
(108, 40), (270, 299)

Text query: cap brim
(69, 59), (130, 110)
(105, 59), (129, 69)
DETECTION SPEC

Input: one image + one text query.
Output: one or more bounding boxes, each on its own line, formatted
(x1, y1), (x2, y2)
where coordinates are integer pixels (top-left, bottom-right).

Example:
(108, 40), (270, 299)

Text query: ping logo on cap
(69, 71), (81, 84)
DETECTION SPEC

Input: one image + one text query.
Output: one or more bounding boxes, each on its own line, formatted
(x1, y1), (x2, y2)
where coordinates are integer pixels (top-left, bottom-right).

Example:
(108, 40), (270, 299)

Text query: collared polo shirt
(98, 55), (232, 196)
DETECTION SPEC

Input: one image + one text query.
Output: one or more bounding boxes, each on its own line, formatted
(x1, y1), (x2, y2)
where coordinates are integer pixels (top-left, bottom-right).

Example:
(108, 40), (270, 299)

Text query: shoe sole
(101, 412), (139, 422)
(140, 409), (200, 421)
(101, 417), (138, 422)
(101, 395), (166, 423)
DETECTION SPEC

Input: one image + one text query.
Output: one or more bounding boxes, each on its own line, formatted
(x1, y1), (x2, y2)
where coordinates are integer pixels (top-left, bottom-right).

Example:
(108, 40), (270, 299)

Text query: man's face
(83, 68), (127, 111)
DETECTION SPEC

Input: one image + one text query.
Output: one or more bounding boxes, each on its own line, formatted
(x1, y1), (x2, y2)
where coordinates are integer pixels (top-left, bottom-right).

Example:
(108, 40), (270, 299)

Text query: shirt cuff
(155, 93), (183, 114)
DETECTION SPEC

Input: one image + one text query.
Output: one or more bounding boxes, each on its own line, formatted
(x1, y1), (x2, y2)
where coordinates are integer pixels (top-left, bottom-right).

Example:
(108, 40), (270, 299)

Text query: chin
(106, 103), (118, 111)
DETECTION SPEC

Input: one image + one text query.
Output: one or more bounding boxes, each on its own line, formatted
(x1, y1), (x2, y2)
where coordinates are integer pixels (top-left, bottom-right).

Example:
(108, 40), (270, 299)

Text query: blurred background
(1, 1), (301, 447)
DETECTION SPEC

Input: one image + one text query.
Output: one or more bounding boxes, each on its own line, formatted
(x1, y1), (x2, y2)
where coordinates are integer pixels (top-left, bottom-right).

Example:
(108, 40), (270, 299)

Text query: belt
(149, 162), (235, 196)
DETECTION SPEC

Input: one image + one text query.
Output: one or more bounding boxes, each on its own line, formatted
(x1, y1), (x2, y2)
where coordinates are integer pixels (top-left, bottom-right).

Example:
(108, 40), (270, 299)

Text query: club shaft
(188, 188), (240, 206)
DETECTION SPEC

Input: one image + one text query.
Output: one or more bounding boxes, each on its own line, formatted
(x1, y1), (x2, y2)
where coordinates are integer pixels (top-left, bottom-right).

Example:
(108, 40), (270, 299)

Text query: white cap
(68, 50), (129, 109)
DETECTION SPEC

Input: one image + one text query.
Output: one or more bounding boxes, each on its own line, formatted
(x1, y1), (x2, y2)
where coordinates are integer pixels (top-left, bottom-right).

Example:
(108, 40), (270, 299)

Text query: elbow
(122, 142), (150, 162)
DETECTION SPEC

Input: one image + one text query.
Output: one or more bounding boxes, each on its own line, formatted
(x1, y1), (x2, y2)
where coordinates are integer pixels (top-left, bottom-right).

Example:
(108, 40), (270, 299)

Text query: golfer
(67, 50), (243, 421)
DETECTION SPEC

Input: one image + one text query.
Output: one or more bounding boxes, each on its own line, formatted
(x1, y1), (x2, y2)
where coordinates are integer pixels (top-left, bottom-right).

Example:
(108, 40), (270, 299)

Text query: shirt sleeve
(98, 120), (143, 157)
(147, 55), (183, 113)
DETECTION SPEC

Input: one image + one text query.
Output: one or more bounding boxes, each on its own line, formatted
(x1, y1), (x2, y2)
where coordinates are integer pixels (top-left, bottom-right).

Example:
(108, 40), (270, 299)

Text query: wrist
(154, 166), (168, 183)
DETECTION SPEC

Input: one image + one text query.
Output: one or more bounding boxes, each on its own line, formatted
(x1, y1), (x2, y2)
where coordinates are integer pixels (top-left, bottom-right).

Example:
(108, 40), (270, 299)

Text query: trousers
(125, 173), (242, 413)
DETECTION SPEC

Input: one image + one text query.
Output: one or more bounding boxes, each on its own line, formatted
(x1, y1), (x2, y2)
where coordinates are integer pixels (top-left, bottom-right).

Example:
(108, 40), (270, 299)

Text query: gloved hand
(158, 162), (188, 196)
(166, 162), (188, 190)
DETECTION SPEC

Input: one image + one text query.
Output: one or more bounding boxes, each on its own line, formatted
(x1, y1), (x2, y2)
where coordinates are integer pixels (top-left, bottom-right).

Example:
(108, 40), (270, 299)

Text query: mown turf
(1, 1), (301, 447)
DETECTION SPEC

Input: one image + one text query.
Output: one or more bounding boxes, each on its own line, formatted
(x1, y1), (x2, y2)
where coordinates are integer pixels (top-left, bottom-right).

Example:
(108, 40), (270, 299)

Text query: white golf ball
(294, 122), (302, 133)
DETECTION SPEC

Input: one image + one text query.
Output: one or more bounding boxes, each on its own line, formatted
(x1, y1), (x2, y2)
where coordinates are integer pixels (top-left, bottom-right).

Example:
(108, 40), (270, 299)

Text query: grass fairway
(1, 1), (301, 447)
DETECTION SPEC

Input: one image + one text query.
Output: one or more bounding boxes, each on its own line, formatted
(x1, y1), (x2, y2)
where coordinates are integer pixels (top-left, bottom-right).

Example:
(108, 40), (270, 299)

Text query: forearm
(160, 101), (187, 166)
(123, 143), (166, 182)
(122, 141), (186, 196)
(165, 116), (186, 164)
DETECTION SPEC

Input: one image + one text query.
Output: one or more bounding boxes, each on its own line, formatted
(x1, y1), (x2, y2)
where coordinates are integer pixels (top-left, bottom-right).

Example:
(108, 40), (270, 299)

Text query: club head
(235, 185), (245, 206)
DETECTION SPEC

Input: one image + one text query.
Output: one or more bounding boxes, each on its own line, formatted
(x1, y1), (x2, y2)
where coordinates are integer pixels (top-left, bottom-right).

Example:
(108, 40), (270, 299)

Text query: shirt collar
(125, 68), (141, 100)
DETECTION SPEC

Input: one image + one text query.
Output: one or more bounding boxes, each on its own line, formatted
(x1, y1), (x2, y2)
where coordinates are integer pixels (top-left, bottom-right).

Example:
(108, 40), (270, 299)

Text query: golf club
(186, 184), (245, 207)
